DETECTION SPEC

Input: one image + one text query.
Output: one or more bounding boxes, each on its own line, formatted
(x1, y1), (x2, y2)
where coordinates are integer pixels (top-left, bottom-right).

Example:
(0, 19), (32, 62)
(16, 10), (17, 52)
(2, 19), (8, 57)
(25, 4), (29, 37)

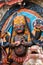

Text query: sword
(4, 12), (17, 33)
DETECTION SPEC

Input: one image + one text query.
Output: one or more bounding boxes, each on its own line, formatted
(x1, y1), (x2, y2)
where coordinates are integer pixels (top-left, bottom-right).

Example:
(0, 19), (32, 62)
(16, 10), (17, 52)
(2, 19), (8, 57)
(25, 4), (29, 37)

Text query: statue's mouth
(31, 51), (39, 54)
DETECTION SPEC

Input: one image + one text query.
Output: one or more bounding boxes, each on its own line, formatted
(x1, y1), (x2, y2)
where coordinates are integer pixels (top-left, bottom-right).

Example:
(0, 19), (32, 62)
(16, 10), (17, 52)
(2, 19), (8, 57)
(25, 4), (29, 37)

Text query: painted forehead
(13, 15), (25, 25)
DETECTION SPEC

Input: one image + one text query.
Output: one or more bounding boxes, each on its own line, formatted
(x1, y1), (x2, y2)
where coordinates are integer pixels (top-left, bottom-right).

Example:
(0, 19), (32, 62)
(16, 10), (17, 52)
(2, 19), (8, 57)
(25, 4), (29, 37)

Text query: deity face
(14, 16), (25, 34)
(33, 19), (43, 31)
(23, 45), (43, 65)
(14, 24), (25, 34)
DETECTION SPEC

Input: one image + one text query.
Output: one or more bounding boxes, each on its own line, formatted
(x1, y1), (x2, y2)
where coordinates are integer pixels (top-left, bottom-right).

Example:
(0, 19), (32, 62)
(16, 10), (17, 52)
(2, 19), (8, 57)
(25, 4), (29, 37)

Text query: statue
(23, 45), (43, 65)
(7, 15), (32, 64)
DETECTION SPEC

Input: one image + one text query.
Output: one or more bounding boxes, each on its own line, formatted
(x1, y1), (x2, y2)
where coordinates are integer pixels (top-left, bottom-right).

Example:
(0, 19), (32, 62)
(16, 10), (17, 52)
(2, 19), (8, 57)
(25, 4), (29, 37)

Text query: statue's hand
(13, 41), (20, 46)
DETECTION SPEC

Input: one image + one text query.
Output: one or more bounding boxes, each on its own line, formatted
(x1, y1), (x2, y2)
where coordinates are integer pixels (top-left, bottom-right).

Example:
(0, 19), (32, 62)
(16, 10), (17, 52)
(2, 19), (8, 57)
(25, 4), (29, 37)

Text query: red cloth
(0, 0), (23, 8)
(0, 3), (4, 8)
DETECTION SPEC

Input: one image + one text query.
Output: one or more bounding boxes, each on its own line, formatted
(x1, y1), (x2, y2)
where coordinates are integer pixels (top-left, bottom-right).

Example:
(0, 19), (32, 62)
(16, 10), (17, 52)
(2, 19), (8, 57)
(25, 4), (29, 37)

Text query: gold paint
(14, 15), (26, 25)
